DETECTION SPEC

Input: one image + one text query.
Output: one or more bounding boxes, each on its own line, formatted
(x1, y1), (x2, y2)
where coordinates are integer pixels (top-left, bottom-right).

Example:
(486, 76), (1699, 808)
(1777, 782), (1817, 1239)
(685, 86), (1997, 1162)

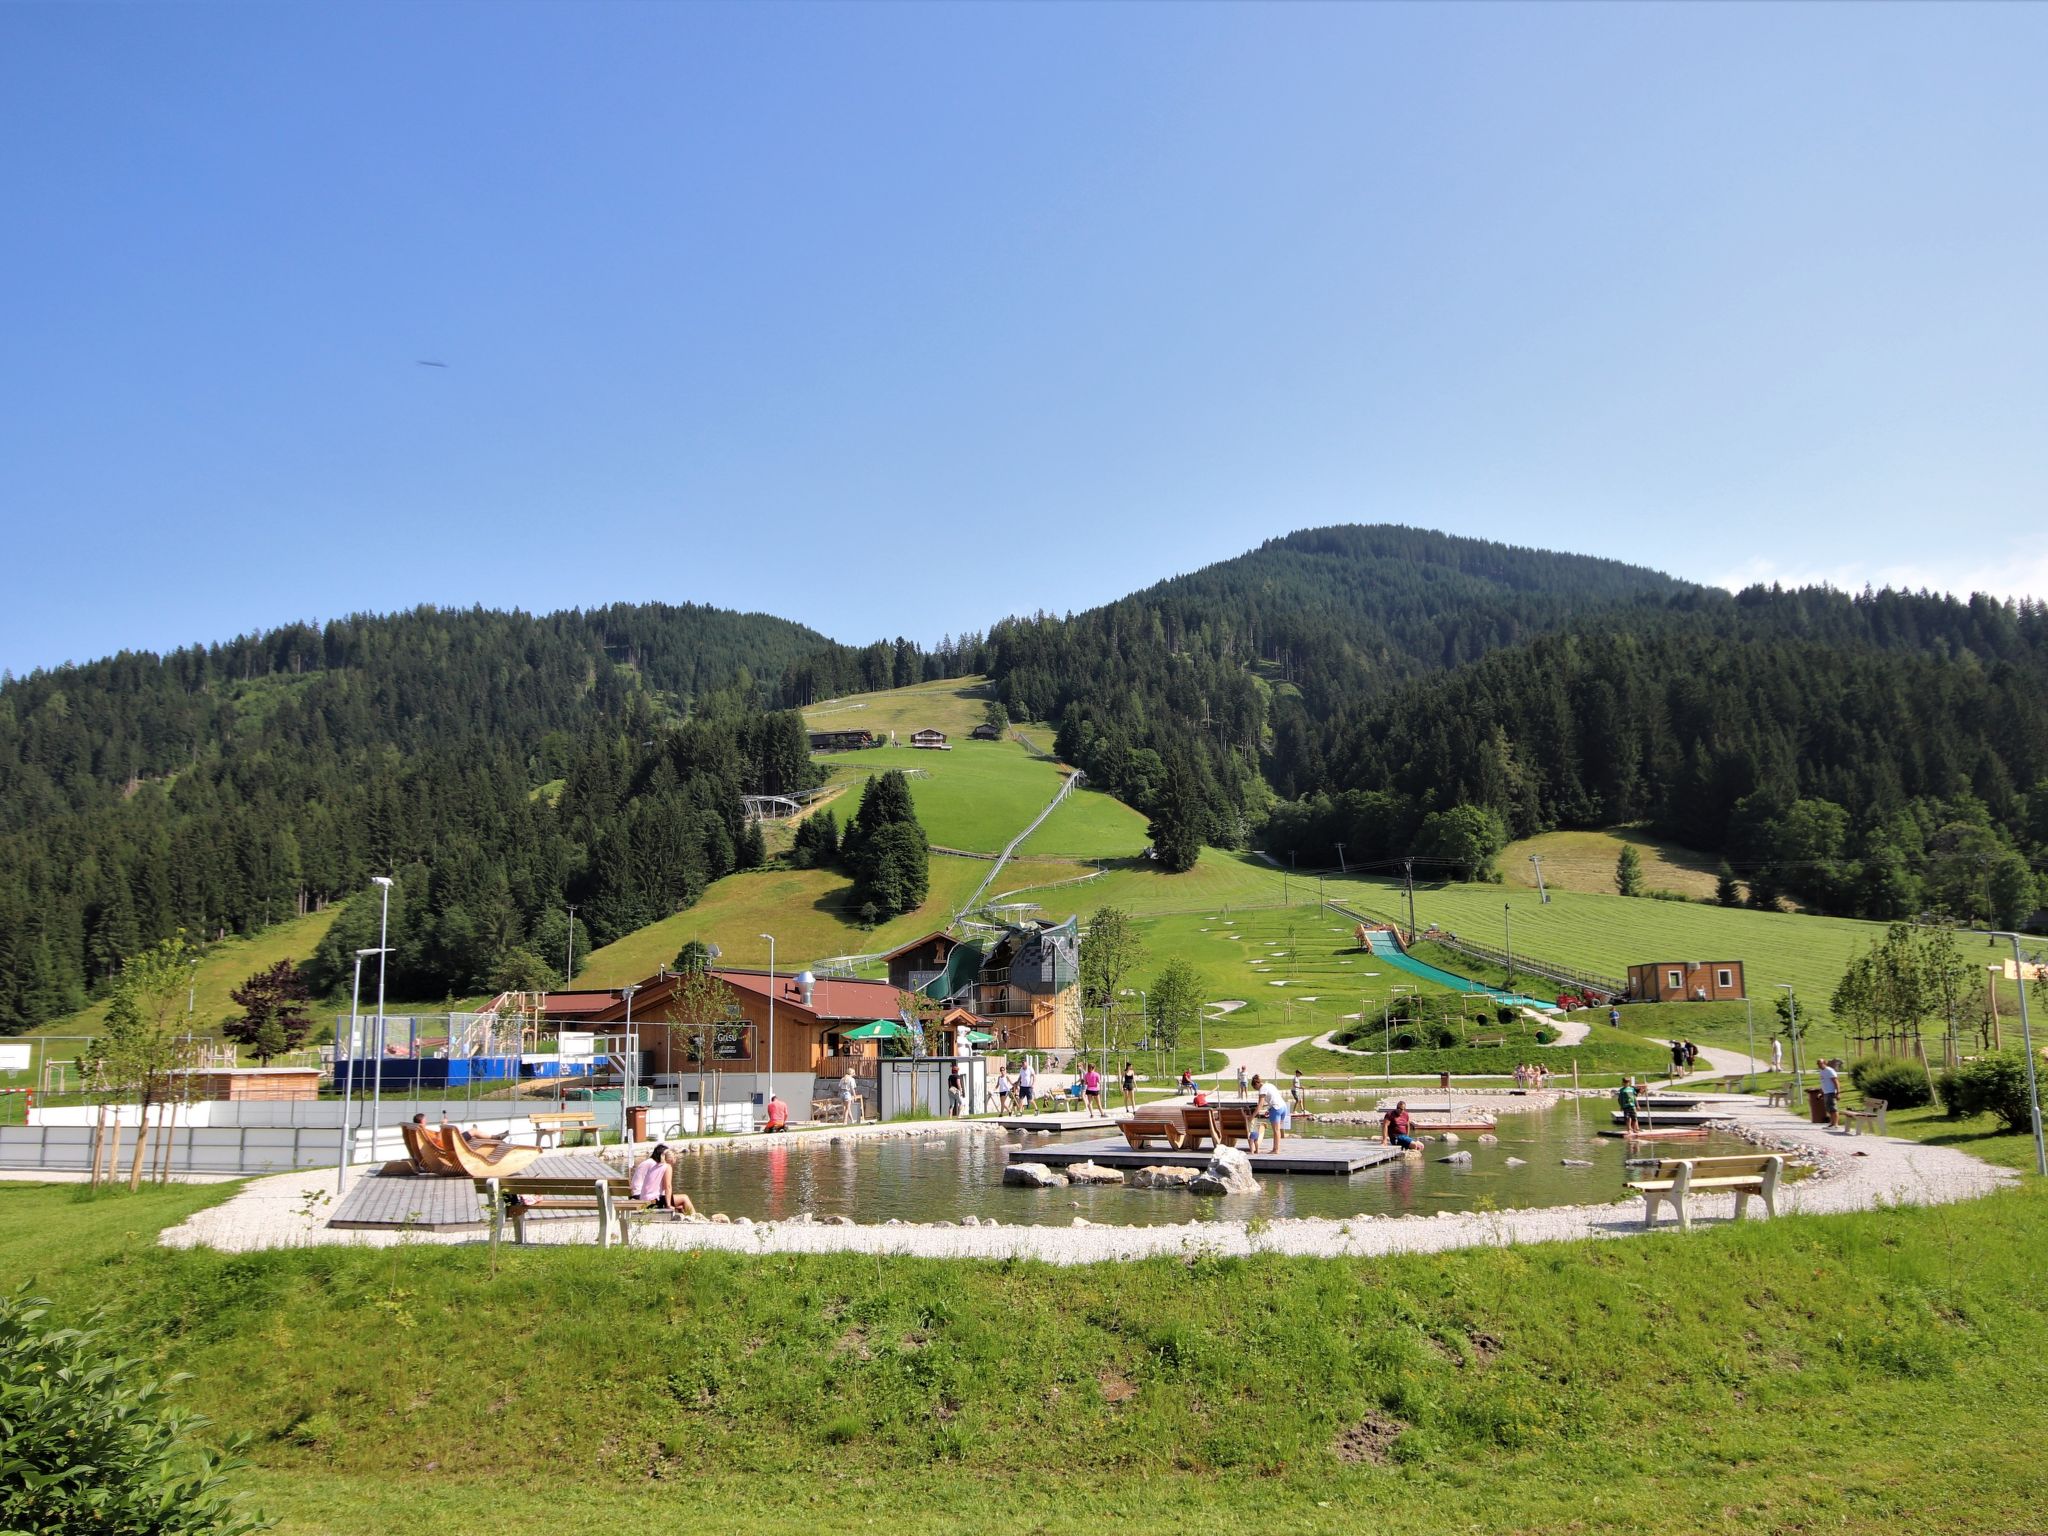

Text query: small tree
(1149, 958), (1202, 1061)
(80, 935), (203, 1191)
(666, 967), (740, 1133)
(221, 960), (313, 1066)
(983, 700), (1010, 733)
(483, 947), (559, 995)
(1080, 907), (1146, 1011)
(1615, 845), (1643, 898)
(1714, 861), (1742, 907)
(673, 939), (714, 974)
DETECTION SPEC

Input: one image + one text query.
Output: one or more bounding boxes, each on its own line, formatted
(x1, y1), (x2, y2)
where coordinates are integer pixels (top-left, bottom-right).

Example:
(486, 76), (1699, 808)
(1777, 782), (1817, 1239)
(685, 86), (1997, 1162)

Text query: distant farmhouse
(1627, 960), (1745, 1002)
(969, 722), (1002, 741)
(910, 728), (949, 750)
(808, 728), (877, 753)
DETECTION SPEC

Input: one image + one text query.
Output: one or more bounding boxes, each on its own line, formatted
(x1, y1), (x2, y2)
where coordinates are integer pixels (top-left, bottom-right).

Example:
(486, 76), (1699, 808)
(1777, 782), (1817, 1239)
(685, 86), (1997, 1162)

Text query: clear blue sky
(4, 3), (2045, 674)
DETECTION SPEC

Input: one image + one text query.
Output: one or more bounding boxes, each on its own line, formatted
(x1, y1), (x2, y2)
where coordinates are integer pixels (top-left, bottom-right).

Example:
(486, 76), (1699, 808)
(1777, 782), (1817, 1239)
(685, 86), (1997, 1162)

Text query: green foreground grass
(7, 1143), (2048, 1535)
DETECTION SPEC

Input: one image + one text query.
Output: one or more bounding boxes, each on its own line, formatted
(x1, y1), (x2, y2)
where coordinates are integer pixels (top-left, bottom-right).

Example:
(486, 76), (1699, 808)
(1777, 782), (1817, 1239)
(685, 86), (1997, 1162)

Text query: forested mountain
(0, 605), (827, 1029)
(7, 525), (2044, 1032)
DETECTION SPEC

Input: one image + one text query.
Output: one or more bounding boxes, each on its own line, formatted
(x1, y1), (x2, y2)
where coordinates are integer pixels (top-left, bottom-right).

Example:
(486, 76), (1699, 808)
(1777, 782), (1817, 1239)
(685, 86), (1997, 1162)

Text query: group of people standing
(1668, 1039), (1701, 1077)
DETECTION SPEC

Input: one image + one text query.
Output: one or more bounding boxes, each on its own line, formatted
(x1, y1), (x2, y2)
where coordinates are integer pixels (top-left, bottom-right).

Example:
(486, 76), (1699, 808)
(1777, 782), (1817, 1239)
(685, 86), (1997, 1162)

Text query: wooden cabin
(808, 729), (877, 753)
(910, 728), (949, 749)
(969, 722), (1003, 741)
(1627, 960), (1745, 1003)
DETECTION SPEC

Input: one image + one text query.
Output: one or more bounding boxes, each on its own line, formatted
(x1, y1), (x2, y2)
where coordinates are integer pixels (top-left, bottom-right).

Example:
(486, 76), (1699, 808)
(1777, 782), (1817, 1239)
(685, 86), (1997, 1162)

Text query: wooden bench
(528, 1110), (600, 1149)
(1116, 1116), (1184, 1151)
(1839, 1098), (1887, 1135)
(1625, 1155), (1783, 1231)
(1209, 1102), (1256, 1151)
(476, 1173), (654, 1248)
(1718, 1074), (1747, 1093)
(1765, 1088), (1790, 1108)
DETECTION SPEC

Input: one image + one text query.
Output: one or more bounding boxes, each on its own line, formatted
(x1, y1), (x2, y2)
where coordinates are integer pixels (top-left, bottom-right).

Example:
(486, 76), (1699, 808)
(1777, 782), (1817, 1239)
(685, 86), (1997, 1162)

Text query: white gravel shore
(157, 1098), (2017, 1263)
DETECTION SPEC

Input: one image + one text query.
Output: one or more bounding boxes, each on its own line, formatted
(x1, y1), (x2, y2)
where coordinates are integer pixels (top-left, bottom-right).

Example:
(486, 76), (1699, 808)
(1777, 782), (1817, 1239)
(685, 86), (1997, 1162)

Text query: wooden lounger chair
(431, 1124), (544, 1178)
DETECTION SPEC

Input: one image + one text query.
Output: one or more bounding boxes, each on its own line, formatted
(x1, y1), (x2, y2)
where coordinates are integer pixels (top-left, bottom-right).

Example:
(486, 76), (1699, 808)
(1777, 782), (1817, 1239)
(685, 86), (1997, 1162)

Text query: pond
(669, 1101), (1765, 1227)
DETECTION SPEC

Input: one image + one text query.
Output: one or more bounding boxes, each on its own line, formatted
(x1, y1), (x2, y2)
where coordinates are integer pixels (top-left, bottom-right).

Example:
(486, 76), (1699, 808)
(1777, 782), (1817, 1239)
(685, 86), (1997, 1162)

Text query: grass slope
(1322, 873), (2032, 1026)
(800, 675), (1002, 740)
(6, 1163), (2048, 1534)
(1015, 785), (1154, 859)
(819, 741), (1068, 853)
(1502, 827), (1728, 901)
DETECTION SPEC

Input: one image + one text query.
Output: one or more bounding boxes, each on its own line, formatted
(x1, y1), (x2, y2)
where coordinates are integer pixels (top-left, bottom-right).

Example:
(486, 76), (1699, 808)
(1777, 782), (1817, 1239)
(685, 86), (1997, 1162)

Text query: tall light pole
(564, 904), (578, 984)
(758, 933), (776, 1125)
(336, 945), (390, 1194)
(621, 983), (639, 1141)
(1335, 841), (1347, 876)
(1503, 903), (1514, 989)
(369, 876), (394, 1167)
(1744, 996), (1757, 1091)
(1990, 933), (2045, 1176)
(1529, 855), (1548, 904)
(1776, 983), (1804, 1097)
(187, 959), (199, 1017)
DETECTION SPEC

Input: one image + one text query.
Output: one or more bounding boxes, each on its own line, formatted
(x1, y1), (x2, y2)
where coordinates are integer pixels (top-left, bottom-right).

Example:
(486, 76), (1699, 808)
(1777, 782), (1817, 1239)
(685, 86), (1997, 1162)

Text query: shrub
(1936, 1050), (2040, 1131)
(0, 1288), (270, 1535)
(1847, 1057), (1933, 1110)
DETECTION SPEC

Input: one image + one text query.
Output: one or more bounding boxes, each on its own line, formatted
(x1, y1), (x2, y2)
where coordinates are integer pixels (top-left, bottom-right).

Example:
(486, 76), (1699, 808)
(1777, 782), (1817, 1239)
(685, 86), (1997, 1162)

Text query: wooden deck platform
(1009, 1136), (1410, 1176)
(992, 1112), (1120, 1133)
(328, 1152), (618, 1231)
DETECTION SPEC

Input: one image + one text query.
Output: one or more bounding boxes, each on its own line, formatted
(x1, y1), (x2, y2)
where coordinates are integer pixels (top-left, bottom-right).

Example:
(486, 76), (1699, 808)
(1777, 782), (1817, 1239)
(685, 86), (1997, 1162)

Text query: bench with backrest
(475, 1173), (655, 1248)
(1838, 1098), (1887, 1135)
(1209, 1102), (1256, 1151)
(1625, 1154), (1783, 1231)
(528, 1110), (601, 1149)
(1468, 1035), (1507, 1049)
(1116, 1115), (1182, 1150)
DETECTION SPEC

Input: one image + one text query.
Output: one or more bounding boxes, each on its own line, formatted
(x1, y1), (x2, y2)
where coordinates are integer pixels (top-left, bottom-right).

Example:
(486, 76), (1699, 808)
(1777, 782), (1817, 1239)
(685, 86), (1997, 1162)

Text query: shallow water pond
(670, 1102), (1763, 1227)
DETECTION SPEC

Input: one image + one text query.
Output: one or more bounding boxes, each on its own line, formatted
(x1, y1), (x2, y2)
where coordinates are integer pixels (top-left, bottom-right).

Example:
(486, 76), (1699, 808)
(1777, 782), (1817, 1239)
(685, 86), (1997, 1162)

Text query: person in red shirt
(763, 1093), (789, 1132)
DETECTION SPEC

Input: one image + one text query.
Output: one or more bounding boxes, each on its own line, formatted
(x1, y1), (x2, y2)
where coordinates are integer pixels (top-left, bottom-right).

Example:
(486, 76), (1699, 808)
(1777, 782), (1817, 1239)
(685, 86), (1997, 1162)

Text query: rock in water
(1477, 1134), (1499, 1144)
(1561, 1158), (1594, 1168)
(1438, 1132), (1461, 1145)
(1504, 1157), (1527, 1168)
(1436, 1150), (1472, 1165)
(1063, 1161), (1124, 1185)
(1127, 1165), (1199, 1190)
(1003, 1162), (1069, 1188)
(1189, 1144), (1261, 1195)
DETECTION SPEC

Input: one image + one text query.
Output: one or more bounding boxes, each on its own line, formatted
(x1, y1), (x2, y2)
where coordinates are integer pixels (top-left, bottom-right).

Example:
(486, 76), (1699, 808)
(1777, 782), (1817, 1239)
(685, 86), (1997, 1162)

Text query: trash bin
(625, 1104), (649, 1142)
(1805, 1088), (1830, 1125)
(1439, 1072), (1453, 1090)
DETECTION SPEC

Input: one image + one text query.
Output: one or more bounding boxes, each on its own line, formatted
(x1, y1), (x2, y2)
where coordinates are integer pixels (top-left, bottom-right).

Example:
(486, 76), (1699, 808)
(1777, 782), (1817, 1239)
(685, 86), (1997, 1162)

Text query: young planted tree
(1149, 958), (1202, 1062)
(1615, 844), (1644, 898)
(80, 935), (203, 1191)
(666, 966), (739, 1134)
(1079, 907), (1146, 1012)
(221, 959), (313, 1065)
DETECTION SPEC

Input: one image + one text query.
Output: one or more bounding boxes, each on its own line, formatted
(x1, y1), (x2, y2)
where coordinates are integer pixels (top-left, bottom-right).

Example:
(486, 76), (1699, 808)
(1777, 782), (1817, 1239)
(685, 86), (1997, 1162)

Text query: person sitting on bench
(1381, 1101), (1417, 1149)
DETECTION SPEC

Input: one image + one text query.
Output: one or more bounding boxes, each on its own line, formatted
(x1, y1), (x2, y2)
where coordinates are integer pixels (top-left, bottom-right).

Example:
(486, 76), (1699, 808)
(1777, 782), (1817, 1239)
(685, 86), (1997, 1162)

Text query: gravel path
(1213, 1035), (1309, 1081)
(1645, 1037), (1766, 1084)
(160, 1098), (2017, 1263)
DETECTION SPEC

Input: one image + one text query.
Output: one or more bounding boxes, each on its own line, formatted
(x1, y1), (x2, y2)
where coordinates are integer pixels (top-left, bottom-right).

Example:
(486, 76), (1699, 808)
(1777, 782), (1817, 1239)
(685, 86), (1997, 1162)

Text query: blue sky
(3, 3), (2045, 673)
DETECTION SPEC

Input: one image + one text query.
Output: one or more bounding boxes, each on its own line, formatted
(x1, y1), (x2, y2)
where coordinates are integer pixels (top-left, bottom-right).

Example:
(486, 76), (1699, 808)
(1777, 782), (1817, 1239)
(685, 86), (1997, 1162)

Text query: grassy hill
(1320, 872), (2032, 1026)
(816, 741), (1069, 853)
(1016, 783), (1154, 859)
(800, 675), (1004, 740)
(7, 1148), (2047, 1534)
(1502, 828), (1728, 901)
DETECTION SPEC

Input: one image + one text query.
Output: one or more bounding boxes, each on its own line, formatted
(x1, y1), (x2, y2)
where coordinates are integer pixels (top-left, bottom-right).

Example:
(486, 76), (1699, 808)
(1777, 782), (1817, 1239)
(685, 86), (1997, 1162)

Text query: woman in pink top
(1082, 1064), (1103, 1114)
(628, 1144), (695, 1216)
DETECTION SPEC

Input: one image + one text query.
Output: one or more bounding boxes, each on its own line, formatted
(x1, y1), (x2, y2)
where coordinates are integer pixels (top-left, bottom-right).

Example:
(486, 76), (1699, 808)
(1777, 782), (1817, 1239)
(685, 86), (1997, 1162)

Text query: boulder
(959, 1213), (982, 1227)
(1190, 1144), (1261, 1196)
(1004, 1162), (1069, 1188)
(1561, 1158), (1594, 1168)
(1063, 1161), (1125, 1185)
(1127, 1165), (1199, 1190)
(1504, 1157), (1527, 1168)
(1436, 1150), (1472, 1165)
(823, 1214), (854, 1226)
(1477, 1134), (1499, 1145)
(709, 1212), (732, 1224)
(1438, 1132), (1461, 1145)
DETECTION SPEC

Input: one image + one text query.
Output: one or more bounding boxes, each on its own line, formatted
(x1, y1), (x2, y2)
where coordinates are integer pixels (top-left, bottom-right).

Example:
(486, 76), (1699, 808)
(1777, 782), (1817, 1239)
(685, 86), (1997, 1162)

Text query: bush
(1846, 1057), (1933, 1110)
(0, 1288), (270, 1535)
(1936, 1051), (2040, 1131)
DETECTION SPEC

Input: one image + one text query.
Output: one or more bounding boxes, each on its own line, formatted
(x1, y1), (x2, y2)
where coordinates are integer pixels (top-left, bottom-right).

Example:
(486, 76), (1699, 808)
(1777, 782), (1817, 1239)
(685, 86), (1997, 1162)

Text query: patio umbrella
(963, 1030), (997, 1045)
(843, 1019), (911, 1041)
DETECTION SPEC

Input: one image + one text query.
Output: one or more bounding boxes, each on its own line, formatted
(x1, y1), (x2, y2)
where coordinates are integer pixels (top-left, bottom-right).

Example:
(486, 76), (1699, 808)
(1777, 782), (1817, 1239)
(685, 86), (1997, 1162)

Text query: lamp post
(368, 877), (394, 1168)
(187, 960), (199, 1017)
(336, 945), (391, 1194)
(1529, 855), (1548, 904)
(1744, 996), (1757, 1092)
(758, 933), (776, 1126)
(1776, 983), (1804, 1096)
(564, 904), (578, 985)
(1503, 903), (1514, 989)
(621, 983), (639, 1143)
(1990, 933), (2046, 1176)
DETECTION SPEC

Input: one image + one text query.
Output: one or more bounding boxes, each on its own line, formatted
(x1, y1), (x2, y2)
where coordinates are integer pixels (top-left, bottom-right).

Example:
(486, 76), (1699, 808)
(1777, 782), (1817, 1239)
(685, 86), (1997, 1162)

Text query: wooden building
(1627, 960), (1746, 1003)
(173, 1066), (321, 1102)
(808, 729), (877, 753)
(910, 728), (949, 749)
(969, 722), (1003, 741)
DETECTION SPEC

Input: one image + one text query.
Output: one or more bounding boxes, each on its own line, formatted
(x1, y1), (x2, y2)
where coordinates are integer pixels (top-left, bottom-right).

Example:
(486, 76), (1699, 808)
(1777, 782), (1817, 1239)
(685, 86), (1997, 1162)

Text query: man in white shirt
(1818, 1059), (1841, 1128)
(1017, 1058), (1035, 1105)
(1250, 1073), (1290, 1153)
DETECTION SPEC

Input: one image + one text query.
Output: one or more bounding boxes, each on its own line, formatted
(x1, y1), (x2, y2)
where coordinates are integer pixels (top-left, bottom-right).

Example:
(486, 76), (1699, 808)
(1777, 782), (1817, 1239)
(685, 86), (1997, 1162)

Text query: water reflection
(666, 1101), (1761, 1228)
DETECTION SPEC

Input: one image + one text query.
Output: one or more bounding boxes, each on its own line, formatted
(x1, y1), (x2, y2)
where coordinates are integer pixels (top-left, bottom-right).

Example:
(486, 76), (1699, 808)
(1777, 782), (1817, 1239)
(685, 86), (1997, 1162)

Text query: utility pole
(1503, 903), (1513, 988)
(1403, 857), (1416, 942)
(1529, 854), (1548, 904)
(1335, 842), (1347, 875)
(564, 905), (578, 985)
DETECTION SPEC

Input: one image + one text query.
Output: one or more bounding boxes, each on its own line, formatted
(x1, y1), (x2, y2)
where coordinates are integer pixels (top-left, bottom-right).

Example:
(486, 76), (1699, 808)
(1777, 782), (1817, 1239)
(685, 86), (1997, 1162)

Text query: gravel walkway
(159, 1099), (2017, 1263)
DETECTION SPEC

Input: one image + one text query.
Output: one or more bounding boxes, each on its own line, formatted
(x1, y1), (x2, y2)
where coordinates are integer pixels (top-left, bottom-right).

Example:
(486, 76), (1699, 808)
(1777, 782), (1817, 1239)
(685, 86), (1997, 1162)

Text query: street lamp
(758, 933), (776, 1126)
(187, 959), (199, 1017)
(368, 876), (394, 1170)
(1989, 933), (2046, 1177)
(621, 983), (639, 1143)
(564, 904), (578, 984)
(336, 945), (391, 1194)
(1776, 983), (1804, 1097)
(1503, 903), (1513, 989)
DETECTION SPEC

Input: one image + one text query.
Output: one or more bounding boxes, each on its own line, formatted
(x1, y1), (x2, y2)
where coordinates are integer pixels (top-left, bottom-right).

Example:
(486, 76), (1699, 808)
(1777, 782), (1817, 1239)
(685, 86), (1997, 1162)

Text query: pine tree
(1615, 844), (1644, 897)
(1715, 861), (1742, 907)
